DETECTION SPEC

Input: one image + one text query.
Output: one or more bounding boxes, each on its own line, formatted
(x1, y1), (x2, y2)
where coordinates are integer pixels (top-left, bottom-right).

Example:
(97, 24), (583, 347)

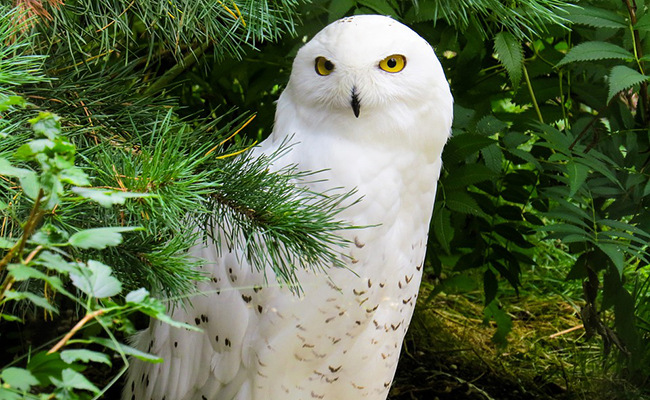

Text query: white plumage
(124, 15), (452, 400)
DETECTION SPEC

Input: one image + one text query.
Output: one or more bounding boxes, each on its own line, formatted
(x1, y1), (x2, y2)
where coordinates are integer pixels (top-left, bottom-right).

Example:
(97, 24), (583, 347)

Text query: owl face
(285, 15), (448, 120)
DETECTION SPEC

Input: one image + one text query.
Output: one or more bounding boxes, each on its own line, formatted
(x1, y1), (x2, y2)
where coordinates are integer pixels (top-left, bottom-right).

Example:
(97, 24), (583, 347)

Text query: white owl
(124, 14), (453, 400)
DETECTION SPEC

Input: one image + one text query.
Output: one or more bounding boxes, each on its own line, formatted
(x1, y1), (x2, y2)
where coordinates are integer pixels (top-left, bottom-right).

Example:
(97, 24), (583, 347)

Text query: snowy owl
(124, 14), (453, 400)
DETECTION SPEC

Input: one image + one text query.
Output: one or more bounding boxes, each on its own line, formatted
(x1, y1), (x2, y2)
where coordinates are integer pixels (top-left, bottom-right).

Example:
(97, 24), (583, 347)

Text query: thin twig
(549, 324), (584, 339)
(47, 309), (106, 354)
(622, 0), (648, 124)
(523, 65), (544, 123)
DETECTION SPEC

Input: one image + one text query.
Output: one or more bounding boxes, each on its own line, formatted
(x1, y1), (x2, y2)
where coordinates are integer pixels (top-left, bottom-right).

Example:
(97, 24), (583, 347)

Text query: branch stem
(47, 309), (106, 354)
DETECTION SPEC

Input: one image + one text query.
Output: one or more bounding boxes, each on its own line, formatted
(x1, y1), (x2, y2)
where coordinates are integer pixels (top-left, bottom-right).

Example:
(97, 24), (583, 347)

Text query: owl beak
(350, 87), (361, 118)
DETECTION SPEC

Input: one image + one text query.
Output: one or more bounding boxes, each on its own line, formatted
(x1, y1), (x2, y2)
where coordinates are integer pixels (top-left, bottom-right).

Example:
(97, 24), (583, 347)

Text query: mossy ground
(391, 282), (649, 400)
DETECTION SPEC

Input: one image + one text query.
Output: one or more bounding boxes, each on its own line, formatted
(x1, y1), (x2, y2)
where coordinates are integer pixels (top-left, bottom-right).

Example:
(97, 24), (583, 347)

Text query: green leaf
(356, 0), (397, 17)
(557, 42), (633, 67)
(445, 191), (489, 219)
(433, 207), (453, 254)
(125, 288), (203, 332)
(444, 134), (497, 163)
(566, 160), (589, 197)
(0, 95), (26, 112)
(29, 112), (62, 140)
(3, 290), (57, 312)
(635, 13), (650, 32)
(328, 0), (355, 22)
(483, 269), (498, 305)
(1, 367), (39, 392)
(58, 167), (90, 186)
(69, 260), (122, 298)
(494, 31), (523, 89)
(0, 387), (20, 400)
(90, 337), (163, 363)
(484, 300), (512, 346)
(607, 65), (649, 102)
(20, 171), (40, 200)
(125, 287), (150, 303)
(26, 352), (68, 385)
(445, 164), (499, 189)
(597, 243), (625, 276)
(71, 187), (156, 208)
(68, 226), (142, 249)
(60, 350), (112, 366)
(35, 251), (81, 275)
(51, 368), (100, 394)
(567, 6), (627, 29)
(0, 237), (14, 249)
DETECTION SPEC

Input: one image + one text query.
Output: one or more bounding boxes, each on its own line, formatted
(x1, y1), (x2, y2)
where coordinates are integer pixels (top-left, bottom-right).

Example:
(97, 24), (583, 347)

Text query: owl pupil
(387, 58), (397, 68)
(324, 60), (334, 71)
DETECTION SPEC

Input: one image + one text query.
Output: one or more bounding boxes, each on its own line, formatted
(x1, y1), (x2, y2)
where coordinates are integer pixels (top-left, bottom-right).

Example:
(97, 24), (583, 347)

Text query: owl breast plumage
(124, 14), (453, 400)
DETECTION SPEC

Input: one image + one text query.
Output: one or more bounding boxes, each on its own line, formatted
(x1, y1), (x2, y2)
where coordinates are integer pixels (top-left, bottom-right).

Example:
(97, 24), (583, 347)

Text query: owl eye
(379, 55), (406, 73)
(315, 57), (335, 76)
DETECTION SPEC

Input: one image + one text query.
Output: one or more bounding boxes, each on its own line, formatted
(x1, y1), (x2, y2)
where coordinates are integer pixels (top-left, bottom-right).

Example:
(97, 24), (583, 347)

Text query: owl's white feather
(124, 14), (452, 400)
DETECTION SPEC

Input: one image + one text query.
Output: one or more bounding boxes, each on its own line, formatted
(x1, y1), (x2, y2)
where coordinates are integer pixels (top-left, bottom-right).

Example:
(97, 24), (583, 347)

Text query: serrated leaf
(445, 164), (499, 189)
(494, 31), (523, 89)
(69, 260), (121, 298)
(68, 226), (141, 249)
(607, 65), (649, 102)
(476, 115), (508, 136)
(445, 134), (497, 163)
(60, 350), (111, 366)
(26, 352), (67, 385)
(1, 367), (39, 392)
(58, 167), (90, 186)
(51, 368), (100, 393)
(566, 160), (589, 197)
(445, 190), (489, 219)
(484, 300), (512, 346)
(125, 287), (150, 303)
(568, 6), (627, 29)
(635, 13), (650, 32)
(19, 171), (40, 200)
(35, 251), (81, 275)
(71, 187), (155, 208)
(356, 0), (397, 17)
(90, 337), (163, 363)
(483, 269), (498, 305)
(597, 243), (625, 276)
(433, 207), (453, 254)
(3, 291), (57, 312)
(0, 95), (26, 112)
(557, 42), (633, 67)
(29, 112), (62, 140)
(328, 0), (355, 22)
(481, 144), (503, 173)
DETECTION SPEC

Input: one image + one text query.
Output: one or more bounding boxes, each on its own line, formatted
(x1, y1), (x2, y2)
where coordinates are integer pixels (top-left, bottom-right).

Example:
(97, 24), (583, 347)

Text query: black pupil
(387, 58), (397, 68)
(324, 60), (334, 71)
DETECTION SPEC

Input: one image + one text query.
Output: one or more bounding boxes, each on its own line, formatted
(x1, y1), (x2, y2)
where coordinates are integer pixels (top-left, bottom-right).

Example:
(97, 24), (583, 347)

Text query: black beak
(351, 87), (361, 118)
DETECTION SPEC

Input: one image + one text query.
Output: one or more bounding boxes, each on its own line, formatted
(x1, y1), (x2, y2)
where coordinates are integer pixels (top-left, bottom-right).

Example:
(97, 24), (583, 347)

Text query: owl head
(283, 15), (451, 125)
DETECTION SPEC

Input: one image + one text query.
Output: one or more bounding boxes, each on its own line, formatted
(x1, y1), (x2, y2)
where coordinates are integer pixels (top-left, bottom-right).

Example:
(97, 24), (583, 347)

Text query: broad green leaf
(3, 290), (57, 312)
(19, 170), (40, 200)
(556, 42), (633, 67)
(0, 367), (39, 392)
(445, 191), (489, 219)
(68, 226), (141, 249)
(566, 160), (589, 197)
(90, 337), (163, 363)
(35, 251), (81, 274)
(597, 243), (625, 276)
(51, 368), (100, 394)
(58, 167), (90, 186)
(0, 157), (32, 178)
(484, 300), (512, 346)
(433, 207), (453, 254)
(356, 0), (397, 17)
(444, 134), (497, 163)
(7, 264), (66, 292)
(71, 187), (156, 208)
(445, 164), (499, 189)
(60, 350), (112, 366)
(481, 144), (503, 173)
(0, 237), (14, 249)
(0, 95), (26, 112)
(607, 65), (649, 102)
(494, 31), (523, 89)
(26, 352), (68, 385)
(483, 269), (498, 305)
(567, 6), (627, 29)
(69, 260), (121, 298)
(29, 112), (62, 140)
(125, 287), (150, 303)
(634, 13), (650, 32)
(328, 0), (355, 22)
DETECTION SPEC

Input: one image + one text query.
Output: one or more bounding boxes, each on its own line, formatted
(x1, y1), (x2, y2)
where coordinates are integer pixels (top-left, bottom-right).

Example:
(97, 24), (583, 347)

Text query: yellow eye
(315, 57), (335, 76)
(379, 54), (406, 73)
